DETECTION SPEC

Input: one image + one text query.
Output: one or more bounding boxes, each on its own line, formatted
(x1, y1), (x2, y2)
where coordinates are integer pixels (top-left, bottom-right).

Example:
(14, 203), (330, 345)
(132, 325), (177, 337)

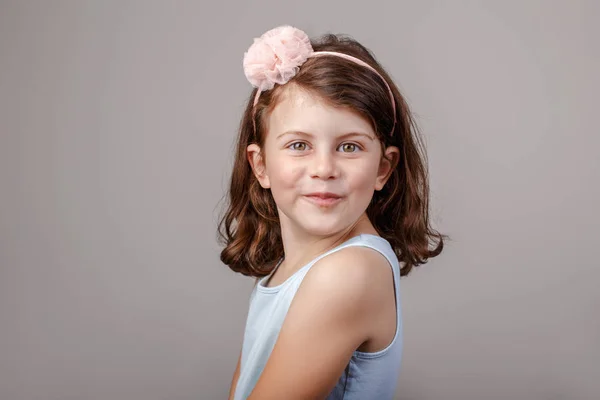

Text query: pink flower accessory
(243, 26), (312, 95)
(243, 25), (397, 135)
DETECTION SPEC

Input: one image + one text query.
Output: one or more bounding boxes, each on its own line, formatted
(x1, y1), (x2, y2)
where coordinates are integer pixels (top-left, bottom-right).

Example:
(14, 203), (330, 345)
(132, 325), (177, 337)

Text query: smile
(303, 195), (343, 207)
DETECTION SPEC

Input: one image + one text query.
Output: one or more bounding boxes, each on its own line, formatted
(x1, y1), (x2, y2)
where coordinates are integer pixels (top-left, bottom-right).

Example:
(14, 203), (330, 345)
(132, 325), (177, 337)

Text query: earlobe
(247, 144), (271, 189)
(375, 146), (400, 191)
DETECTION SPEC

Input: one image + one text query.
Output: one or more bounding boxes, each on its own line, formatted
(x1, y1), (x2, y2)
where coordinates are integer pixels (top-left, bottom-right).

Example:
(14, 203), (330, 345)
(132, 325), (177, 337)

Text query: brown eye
(340, 143), (358, 152)
(290, 142), (307, 151)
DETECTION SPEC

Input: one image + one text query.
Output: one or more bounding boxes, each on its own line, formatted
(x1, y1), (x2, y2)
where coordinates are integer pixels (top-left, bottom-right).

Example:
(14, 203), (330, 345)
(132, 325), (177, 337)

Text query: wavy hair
(217, 32), (447, 277)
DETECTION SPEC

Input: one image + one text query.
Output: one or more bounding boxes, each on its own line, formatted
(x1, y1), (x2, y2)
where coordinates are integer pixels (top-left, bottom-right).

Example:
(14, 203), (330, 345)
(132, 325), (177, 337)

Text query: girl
(218, 25), (446, 400)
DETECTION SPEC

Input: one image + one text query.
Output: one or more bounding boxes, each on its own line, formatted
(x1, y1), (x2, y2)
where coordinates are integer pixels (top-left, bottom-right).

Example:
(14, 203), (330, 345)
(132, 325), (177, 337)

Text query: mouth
(303, 192), (343, 207)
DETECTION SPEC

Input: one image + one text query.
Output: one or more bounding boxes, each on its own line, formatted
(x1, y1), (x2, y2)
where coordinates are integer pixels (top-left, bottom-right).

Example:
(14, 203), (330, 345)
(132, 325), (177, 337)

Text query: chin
(296, 218), (347, 237)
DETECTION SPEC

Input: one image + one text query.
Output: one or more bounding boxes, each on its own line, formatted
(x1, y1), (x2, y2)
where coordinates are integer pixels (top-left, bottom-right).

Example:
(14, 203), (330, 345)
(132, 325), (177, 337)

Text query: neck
(276, 212), (378, 274)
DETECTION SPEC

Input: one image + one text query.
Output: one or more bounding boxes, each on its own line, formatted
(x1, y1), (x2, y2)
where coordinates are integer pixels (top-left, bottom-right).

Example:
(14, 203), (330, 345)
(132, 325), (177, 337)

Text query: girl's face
(247, 86), (398, 238)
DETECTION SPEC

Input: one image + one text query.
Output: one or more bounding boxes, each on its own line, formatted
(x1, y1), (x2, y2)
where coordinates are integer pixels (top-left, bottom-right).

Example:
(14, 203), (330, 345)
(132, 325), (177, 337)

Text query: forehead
(266, 86), (375, 139)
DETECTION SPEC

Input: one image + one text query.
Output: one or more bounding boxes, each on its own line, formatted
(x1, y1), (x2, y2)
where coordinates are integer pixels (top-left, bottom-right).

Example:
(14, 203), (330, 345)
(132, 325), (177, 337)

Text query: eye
(339, 143), (360, 153)
(288, 141), (308, 151)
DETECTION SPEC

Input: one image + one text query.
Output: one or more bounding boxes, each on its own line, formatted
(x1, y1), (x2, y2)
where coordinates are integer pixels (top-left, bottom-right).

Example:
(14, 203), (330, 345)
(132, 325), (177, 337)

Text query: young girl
(218, 25), (446, 400)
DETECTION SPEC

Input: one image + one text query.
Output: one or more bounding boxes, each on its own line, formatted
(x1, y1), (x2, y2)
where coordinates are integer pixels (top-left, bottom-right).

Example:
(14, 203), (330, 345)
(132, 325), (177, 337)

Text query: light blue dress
(233, 234), (403, 400)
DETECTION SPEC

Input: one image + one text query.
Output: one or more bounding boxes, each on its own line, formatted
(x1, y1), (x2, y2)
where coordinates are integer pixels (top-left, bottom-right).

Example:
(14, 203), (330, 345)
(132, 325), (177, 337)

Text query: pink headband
(243, 25), (397, 135)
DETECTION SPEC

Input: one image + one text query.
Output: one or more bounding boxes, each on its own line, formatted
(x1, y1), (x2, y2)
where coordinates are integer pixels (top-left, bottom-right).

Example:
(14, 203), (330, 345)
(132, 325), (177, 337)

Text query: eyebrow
(276, 130), (375, 141)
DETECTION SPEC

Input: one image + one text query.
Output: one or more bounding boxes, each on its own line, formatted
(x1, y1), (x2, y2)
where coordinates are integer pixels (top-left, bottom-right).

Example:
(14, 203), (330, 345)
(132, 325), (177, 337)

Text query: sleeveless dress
(233, 234), (403, 400)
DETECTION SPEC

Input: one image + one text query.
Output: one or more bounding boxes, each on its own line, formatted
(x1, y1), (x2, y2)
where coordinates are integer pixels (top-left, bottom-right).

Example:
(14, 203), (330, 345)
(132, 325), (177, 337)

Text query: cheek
(347, 161), (379, 191)
(267, 155), (303, 190)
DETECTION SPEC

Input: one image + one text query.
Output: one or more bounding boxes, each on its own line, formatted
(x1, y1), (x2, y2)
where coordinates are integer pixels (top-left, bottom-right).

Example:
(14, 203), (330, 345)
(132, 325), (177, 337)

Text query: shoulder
(308, 244), (392, 289)
(297, 245), (393, 318)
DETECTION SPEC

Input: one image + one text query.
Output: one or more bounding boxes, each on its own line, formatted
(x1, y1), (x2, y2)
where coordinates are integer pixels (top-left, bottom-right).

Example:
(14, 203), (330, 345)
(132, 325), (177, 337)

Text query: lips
(303, 192), (343, 207)
(304, 192), (342, 199)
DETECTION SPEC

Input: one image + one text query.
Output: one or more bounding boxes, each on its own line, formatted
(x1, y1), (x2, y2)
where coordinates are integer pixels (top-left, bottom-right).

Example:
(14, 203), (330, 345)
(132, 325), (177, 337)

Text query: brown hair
(217, 31), (448, 277)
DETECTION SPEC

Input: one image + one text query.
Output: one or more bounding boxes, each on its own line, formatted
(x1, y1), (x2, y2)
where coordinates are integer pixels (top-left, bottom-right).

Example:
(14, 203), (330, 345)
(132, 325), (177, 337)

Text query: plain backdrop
(1, 1), (598, 399)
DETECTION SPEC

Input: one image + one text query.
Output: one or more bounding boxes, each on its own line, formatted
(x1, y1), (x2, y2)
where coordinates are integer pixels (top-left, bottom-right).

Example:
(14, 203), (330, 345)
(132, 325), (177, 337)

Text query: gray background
(1, 0), (598, 399)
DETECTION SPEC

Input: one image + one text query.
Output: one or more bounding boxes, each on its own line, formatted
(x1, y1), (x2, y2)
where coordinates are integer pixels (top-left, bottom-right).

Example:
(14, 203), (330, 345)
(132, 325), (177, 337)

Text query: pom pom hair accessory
(243, 25), (397, 136)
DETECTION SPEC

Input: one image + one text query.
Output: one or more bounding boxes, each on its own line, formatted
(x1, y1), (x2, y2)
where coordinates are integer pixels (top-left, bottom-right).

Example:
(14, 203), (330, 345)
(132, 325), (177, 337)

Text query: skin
(238, 84), (400, 399)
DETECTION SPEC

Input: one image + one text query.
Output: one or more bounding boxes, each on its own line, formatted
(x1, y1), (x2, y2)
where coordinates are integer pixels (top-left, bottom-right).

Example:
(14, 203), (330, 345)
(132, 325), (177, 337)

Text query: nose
(309, 149), (338, 180)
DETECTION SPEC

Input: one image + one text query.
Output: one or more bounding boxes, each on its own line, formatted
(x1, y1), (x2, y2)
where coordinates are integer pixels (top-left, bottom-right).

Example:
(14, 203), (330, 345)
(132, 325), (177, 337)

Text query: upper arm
(247, 247), (387, 400)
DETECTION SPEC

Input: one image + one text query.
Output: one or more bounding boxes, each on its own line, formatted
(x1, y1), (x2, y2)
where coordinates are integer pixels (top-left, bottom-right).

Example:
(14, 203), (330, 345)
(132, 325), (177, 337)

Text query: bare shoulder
(309, 245), (392, 285)
(302, 245), (393, 310)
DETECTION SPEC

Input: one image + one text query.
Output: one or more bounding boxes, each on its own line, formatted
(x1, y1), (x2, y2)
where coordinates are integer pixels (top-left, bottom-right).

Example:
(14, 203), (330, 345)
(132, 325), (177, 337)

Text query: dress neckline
(257, 233), (387, 292)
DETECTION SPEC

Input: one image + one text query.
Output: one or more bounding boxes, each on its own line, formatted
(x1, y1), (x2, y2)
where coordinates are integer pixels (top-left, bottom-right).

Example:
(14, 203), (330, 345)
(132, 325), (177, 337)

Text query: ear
(247, 143), (271, 189)
(375, 146), (400, 191)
